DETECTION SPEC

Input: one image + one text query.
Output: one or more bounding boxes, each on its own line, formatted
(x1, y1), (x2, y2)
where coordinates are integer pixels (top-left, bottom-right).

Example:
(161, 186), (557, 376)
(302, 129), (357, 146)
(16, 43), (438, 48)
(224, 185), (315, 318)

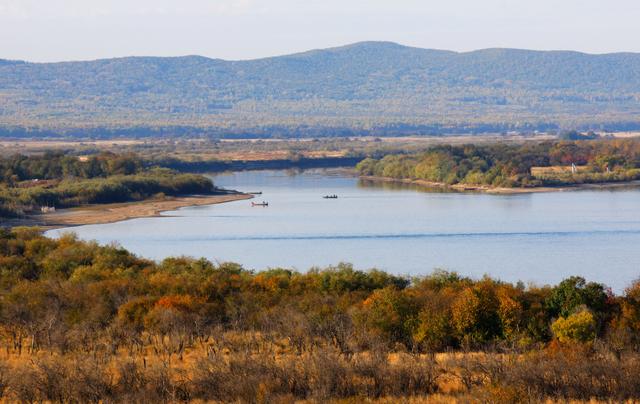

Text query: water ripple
(167, 229), (640, 242)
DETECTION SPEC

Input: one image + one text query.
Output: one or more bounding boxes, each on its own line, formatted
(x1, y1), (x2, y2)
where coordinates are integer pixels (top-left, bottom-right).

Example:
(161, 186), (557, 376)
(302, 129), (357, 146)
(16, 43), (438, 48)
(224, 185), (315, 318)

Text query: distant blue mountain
(1, 42), (640, 137)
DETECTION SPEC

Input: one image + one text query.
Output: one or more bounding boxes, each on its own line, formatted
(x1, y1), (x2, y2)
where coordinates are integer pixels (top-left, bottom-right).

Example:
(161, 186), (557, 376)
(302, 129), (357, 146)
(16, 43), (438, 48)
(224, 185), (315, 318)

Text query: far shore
(6, 193), (253, 231)
(359, 175), (640, 194)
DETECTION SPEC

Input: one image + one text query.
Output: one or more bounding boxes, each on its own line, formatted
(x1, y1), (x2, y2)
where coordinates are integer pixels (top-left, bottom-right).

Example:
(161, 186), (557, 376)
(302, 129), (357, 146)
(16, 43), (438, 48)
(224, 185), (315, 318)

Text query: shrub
(551, 309), (597, 344)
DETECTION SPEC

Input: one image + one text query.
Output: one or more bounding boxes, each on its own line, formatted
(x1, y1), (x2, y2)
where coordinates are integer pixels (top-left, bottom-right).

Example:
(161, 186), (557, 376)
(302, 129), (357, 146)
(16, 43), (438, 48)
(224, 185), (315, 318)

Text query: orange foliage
(155, 294), (202, 312)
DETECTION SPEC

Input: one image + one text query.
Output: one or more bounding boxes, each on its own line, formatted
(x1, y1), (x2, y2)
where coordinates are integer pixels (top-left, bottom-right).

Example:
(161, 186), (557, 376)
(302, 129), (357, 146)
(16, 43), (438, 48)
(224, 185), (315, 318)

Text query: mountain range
(1, 41), (640, 137)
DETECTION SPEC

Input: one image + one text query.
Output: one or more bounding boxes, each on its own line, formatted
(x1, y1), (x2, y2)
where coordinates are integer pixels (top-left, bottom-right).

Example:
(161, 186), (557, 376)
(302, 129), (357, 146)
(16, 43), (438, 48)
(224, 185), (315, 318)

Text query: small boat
(248, 192), (263, 195)
(323, 195), (338, 199)
(252, 201), (269, 207)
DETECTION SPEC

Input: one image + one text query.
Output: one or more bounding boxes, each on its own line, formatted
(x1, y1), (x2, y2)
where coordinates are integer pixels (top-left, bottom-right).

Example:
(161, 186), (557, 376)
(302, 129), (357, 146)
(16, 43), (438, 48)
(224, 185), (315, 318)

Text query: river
(46, 169), (640, 291)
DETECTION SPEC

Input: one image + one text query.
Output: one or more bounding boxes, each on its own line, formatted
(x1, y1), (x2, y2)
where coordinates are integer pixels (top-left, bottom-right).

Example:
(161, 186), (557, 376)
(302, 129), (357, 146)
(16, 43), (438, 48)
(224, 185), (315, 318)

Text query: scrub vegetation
(0, 228), (639, 402)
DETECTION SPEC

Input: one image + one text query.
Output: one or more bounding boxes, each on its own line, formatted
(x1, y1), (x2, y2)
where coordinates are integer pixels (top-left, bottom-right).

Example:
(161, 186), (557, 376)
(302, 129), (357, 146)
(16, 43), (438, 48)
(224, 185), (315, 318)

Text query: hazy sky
(1, 0), (640, 62)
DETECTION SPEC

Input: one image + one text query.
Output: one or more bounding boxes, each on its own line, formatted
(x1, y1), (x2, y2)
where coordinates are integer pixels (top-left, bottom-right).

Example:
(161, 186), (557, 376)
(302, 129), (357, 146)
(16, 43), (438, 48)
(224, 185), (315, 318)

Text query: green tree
(545, 276), (609, 319)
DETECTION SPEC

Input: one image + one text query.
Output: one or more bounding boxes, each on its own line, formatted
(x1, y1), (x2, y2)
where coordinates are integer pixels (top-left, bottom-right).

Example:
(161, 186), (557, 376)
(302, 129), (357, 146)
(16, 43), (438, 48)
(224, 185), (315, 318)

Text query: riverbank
(5, 193), (252, 230)
(359, 176), (640, 194)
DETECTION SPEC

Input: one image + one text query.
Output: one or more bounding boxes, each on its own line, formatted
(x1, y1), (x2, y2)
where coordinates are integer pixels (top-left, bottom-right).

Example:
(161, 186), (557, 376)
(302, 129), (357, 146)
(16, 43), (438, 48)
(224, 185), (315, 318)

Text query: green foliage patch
(0, 152), (215, 217)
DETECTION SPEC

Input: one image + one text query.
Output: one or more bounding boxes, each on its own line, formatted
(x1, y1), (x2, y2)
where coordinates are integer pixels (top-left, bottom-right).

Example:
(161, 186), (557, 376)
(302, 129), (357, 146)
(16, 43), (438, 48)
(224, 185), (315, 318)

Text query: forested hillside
(2, 42), (640, 137)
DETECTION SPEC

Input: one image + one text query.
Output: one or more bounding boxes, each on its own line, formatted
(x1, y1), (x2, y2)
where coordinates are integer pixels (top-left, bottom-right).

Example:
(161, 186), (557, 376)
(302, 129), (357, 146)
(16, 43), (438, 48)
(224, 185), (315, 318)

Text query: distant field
(172, 149), (348, 162)
(3, 134), (634, 178)
(0, 139), (146, 155)
(0, 133), (554, 158)
(0, 139), (144, 148)
(531, 165), (591, 176)
(611, 131), (640, 138)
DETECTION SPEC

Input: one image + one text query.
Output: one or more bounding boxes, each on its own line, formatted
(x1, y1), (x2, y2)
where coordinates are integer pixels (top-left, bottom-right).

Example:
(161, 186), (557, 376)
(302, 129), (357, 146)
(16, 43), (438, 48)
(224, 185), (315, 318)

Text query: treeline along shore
(357, 138), (640, 191)
(0, 151), (243, 222)
(0, 228), (639, 401)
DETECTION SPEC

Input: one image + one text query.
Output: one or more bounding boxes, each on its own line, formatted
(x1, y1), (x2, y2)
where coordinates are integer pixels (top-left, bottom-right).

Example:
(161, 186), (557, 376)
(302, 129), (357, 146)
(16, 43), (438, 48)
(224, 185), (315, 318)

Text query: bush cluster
(1, 229), (639, 353)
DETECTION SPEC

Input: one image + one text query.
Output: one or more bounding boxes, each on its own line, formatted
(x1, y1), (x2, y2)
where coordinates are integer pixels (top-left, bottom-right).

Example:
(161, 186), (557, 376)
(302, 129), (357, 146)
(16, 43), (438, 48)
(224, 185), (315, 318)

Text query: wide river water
(47, 169), (640, 291)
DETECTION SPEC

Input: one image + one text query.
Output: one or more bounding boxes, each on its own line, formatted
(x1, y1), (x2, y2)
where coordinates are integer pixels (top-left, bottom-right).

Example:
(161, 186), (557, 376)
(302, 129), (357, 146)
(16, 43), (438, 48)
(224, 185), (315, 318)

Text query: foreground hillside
(2, 42), (640, 137)
(0, 228), (639, 401)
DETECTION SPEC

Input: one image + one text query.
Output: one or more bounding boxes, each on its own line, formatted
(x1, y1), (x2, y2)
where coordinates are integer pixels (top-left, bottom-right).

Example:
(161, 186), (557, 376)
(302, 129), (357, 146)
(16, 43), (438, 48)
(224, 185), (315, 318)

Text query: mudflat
(11, 193), (252, 230)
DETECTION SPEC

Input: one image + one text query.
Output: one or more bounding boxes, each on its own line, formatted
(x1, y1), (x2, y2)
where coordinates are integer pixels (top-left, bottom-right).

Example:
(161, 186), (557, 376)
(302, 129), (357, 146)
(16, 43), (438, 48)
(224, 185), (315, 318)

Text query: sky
(1, 0), (640, 62)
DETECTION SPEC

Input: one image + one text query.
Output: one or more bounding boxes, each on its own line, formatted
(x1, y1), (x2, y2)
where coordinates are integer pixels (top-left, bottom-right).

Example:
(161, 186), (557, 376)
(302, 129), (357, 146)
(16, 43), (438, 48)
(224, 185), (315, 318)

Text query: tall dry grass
(0, 331), (638, 403)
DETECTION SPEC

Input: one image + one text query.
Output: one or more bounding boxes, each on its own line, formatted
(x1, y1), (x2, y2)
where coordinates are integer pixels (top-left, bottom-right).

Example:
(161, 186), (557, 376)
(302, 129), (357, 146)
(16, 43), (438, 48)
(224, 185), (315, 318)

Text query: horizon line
(2, 41), (639, 65)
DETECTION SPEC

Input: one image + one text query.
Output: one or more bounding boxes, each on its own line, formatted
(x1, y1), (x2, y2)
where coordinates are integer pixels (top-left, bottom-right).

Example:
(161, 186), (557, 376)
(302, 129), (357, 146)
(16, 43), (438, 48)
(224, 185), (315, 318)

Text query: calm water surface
(47, 169), (640, 291)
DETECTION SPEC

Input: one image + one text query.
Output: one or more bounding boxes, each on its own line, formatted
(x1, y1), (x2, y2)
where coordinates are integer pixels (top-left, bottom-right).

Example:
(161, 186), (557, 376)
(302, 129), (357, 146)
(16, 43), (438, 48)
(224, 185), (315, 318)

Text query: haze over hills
(1, 41), (640, 138)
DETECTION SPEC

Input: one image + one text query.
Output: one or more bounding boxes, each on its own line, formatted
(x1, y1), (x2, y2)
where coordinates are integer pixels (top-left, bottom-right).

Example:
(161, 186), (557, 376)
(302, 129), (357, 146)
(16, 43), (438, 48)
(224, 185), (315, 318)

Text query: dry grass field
(531, 165), (591, 177)
(0, 139), (145, 154)
(611, 131), (640, 138)
(0, 330), (637, 403)
(530, 165), (640, 186)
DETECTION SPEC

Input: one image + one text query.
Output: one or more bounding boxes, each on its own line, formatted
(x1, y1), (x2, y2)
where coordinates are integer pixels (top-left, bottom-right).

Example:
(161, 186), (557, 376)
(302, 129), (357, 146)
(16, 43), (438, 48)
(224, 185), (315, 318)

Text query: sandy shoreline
(7, 193), (252, 230)
(359, 176), (640, 194)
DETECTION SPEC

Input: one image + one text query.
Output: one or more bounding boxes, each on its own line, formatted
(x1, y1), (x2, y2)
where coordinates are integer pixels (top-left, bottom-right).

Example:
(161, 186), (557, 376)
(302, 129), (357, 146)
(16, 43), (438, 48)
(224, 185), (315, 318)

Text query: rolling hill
(1, 41), (640, 137)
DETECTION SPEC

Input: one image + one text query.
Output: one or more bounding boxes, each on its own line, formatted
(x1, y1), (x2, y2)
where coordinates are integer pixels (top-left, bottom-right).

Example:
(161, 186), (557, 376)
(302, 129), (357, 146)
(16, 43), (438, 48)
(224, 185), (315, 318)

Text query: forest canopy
(2, 42), (640, 137)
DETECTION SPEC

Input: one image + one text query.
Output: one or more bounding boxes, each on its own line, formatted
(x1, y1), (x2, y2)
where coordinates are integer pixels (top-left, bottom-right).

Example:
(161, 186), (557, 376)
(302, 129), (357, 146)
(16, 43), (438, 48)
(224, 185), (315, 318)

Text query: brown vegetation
(0, 228), (639, 401)
(0, 331), (639, 402)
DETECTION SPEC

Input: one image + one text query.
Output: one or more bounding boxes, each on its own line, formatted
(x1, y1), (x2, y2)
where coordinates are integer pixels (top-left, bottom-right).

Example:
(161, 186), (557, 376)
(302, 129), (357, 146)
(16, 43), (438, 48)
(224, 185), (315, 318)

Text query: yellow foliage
(551, 309), (596, 344)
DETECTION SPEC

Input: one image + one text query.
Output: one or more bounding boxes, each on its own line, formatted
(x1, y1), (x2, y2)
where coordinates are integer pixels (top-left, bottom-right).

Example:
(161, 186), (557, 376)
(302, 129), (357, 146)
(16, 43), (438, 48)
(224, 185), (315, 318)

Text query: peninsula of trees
(357, 139), (640, 188)
(0, 152), (216, 218)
